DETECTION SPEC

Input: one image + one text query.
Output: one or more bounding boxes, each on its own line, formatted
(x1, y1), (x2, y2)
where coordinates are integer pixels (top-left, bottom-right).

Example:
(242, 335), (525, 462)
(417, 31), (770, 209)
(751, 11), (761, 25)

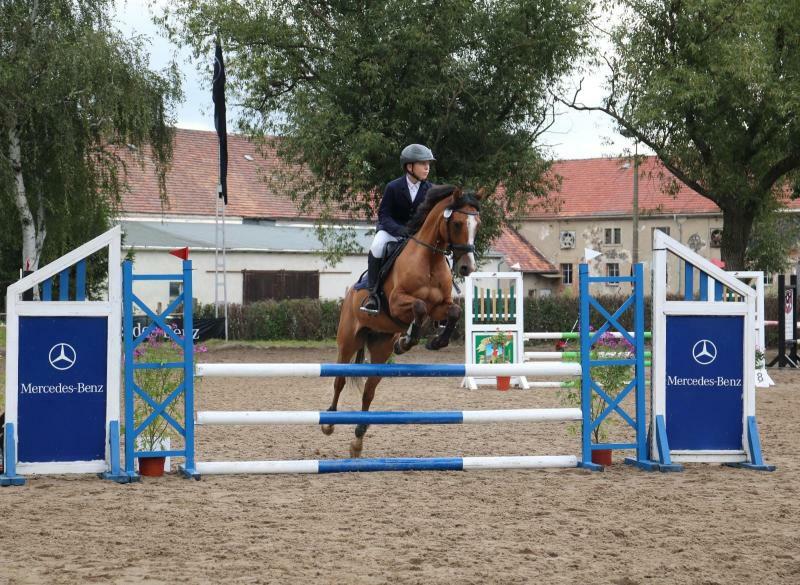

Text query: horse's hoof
(394, 341), (406, 355)
(426, 339), (447, 351)
(350, 439), (363, 458)
(321, 424), (334, 436)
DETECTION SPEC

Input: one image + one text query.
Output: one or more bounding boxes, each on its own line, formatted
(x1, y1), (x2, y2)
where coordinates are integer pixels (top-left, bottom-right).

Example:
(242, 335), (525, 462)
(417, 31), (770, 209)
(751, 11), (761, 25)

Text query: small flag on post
(584, 248), (602, 261)
(170, 247), (190, 260)
(213, 39), (228, 205)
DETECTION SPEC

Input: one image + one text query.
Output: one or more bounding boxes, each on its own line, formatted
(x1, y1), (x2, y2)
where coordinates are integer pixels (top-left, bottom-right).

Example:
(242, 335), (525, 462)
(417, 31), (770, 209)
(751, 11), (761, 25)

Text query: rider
(360, 143), (435, 314)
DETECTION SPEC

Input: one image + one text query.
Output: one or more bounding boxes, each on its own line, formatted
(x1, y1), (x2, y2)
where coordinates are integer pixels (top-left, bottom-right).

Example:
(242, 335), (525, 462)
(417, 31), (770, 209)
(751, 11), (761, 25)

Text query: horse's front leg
(393, 298), (428, 355)
(426, 302), (462, 350)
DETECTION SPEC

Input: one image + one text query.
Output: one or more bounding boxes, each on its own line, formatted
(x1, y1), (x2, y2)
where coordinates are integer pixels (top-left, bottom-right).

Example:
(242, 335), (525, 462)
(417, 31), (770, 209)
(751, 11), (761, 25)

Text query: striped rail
(195, 456), (579, 475)
(196, 408), (583, 425)
(191, 363), (584, 475)
(524, 331), (652, 341)
(195, 362), (582, 378)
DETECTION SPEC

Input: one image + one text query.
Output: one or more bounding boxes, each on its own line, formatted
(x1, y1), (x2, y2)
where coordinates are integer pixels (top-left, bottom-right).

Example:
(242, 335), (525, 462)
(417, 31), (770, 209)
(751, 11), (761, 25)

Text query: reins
(409, 205), (480, 294)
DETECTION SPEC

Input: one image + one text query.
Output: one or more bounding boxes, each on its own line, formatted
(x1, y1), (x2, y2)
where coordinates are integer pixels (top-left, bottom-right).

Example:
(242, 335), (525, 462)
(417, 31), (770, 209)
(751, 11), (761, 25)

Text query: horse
(322, 184), (483, 457)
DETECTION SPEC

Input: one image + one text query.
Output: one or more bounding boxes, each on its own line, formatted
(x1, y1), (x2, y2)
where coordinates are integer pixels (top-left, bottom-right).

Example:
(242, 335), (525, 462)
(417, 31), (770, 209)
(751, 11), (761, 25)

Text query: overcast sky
(112, 0), (636, 161)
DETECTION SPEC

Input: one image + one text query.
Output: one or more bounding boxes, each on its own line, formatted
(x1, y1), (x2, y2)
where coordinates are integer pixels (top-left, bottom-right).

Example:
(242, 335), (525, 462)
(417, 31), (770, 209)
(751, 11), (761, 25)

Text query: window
(710, 228), (723, 248)
(604, 227), (622, 245)
(559, 231), (576, 249)
(652, 226), (671, 238)
(606, 263), (620, 278)
(560, 263), (573, 285)
(169, 281), (182, 301)
(243, 270), (320, 303)
(763, 273), (774, 286)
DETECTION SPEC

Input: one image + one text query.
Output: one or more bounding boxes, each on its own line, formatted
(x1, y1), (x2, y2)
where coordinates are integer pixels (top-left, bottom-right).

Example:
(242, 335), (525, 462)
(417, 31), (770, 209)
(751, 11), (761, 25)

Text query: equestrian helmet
(400, 144), (435, 165)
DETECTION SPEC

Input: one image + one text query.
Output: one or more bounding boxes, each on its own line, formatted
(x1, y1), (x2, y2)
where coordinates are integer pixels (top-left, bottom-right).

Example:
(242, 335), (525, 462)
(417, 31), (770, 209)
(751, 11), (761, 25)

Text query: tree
(0, 0), (180, 284)
(564, 0), (800, 269)
(746, 212), (800, 274)
(162, 0), (591, 258)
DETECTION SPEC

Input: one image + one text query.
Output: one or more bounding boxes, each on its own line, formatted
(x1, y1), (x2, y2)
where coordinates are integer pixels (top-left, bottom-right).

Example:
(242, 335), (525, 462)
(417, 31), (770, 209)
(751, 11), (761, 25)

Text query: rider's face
(408, 161), (430, 182)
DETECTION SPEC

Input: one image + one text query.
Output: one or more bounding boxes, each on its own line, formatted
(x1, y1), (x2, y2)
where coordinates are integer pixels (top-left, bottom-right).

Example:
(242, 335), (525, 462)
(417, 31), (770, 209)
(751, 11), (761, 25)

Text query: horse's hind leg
(350, 333), (395, 458)
(322, 324), (363, 436)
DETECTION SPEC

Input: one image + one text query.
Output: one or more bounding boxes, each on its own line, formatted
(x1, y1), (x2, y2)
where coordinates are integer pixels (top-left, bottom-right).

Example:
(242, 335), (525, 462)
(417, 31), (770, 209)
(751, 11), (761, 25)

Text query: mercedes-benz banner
(665, 315), (744, 451)
(18, 316), (108, 463)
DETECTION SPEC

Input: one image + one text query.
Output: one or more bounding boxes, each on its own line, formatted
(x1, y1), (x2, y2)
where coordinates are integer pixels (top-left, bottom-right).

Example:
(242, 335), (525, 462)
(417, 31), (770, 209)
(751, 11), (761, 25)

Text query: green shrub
(195, 299), (342, 340)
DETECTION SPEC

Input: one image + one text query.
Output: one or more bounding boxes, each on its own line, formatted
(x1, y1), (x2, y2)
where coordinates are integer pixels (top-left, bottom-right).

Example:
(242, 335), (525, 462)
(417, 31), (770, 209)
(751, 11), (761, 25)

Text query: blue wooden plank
(319, 411), (464, 425)
(59, 268), (70, 300)
(320, 363), (466, 377)
(75, 260), (87, 301)
(319, 457), (463, 473)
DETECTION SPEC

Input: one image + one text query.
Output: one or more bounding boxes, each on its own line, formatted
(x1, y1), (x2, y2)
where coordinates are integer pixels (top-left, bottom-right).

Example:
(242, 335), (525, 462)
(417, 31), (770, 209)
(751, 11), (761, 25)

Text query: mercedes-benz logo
(692, 339), (717, 366)
(49, 343), (77, 371)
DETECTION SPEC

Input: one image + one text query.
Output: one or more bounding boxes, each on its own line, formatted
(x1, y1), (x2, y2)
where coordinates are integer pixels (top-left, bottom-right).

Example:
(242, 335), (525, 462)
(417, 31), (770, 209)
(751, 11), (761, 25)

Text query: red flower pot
(138, 456), (166, 477)
(496, 376), (511, 391)
(591, 449), (613, 466)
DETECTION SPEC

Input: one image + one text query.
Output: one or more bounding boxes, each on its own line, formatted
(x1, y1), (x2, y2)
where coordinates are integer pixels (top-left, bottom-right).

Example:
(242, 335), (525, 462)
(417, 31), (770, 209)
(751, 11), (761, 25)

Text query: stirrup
(360, 294), (380, 315)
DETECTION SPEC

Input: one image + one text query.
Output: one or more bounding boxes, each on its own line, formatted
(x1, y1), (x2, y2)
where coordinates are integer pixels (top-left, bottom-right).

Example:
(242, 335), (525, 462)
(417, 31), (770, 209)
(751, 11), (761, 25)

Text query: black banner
(213, 40), (228, 205)
(131, 316), (226, 342)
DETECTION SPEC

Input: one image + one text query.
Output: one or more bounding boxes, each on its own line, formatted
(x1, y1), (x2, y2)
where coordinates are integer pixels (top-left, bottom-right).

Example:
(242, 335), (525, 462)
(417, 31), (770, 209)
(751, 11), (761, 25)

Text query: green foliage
(559, 332), (636, 443)
(523, 294), (654, 334)
(0, 1), (180, 278)
(573, 0), (800, 268)
(746, 212), (800, 274)
(132, 328), (190, 451)
(162, 0), (592, 260)
(196, 299), (343, 340)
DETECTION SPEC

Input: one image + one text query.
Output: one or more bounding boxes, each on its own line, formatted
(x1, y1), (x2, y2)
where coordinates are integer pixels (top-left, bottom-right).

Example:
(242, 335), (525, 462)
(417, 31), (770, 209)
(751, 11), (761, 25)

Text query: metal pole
(632, 142), (640, 266)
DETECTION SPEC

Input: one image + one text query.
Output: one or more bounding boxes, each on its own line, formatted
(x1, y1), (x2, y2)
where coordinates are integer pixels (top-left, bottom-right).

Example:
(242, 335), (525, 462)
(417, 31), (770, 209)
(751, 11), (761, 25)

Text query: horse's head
(439, 187), (482, 277)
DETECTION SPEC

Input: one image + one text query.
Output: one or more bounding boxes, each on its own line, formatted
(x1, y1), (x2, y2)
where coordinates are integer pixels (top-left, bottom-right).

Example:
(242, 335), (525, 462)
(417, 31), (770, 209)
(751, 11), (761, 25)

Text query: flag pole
(213, 37), (229, 340)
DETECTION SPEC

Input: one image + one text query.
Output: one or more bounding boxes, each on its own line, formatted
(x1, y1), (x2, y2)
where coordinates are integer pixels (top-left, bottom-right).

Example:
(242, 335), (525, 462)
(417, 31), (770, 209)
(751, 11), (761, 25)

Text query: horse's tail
(347, 345), (366, 394)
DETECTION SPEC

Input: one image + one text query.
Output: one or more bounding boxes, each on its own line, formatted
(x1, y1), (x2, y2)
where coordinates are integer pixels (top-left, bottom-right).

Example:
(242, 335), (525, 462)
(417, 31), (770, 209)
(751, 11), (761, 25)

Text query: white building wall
(127, 248), (368, 311)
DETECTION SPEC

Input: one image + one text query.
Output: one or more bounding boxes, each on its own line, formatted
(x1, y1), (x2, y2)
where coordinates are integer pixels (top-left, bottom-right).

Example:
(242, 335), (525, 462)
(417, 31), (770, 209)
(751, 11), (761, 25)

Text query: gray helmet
(400, 144), (435, 165)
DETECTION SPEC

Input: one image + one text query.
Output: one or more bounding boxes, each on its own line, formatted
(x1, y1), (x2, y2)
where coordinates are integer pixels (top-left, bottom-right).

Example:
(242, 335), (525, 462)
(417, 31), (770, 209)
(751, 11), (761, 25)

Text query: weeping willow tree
(0, 0), (180, 288)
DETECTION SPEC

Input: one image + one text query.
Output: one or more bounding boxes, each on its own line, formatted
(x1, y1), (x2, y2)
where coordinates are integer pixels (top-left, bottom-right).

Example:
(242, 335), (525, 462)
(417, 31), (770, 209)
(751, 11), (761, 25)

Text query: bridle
(410, 205), (479, 261)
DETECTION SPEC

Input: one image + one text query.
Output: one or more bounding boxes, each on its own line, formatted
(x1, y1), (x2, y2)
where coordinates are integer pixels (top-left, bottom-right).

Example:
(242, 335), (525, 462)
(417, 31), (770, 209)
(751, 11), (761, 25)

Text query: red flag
(170, 247), (190, 260)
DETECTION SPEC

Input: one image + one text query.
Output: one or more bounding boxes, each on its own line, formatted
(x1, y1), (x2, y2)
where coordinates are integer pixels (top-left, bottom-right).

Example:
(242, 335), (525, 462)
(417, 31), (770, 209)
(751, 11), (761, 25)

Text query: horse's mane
(407, 184), (481, 234)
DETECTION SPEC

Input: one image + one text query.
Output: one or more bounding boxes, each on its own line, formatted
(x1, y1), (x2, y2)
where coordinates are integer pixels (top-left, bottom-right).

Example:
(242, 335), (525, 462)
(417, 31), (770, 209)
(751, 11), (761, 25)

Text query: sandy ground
(1, 344), (798, 585)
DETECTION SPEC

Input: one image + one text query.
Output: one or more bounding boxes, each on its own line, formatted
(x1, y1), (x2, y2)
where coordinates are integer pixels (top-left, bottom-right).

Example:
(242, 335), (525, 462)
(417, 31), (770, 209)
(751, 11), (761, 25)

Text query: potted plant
(131, 327), (205, 476)
(487, 329), (513, 391)
(559, 332), (635, 466)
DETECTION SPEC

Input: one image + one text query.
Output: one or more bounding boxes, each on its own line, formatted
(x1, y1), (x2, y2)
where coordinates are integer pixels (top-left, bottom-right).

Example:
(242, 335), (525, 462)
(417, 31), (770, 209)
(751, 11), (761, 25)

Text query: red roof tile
(120, 128), (324, 220)
(493, 227), (557, 273)
(527, 156), (800, 218)
(121, 131), (798, 225)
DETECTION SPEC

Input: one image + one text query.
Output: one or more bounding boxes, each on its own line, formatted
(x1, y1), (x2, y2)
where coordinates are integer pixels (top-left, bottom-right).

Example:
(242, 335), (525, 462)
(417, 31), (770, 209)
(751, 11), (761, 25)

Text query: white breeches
(370, 230), (399, 258)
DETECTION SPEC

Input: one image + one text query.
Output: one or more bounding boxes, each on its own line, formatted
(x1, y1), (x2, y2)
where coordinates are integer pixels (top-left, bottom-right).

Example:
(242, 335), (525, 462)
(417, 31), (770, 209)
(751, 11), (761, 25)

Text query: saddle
(353, 238), (409, 317)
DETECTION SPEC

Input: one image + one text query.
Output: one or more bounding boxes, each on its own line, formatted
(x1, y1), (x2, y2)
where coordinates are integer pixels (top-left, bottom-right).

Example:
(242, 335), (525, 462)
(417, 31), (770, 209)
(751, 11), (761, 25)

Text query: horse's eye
(454, 222), (463, 230)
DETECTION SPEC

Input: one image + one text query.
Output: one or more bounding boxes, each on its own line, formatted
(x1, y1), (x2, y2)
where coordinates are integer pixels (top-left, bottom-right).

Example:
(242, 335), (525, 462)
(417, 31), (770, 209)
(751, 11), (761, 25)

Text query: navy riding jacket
(376, 176), (432, 237)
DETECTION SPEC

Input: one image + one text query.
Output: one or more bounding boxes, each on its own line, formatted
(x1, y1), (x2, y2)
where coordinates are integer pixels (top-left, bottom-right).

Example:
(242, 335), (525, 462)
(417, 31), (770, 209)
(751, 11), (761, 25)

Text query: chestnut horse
(322, 185), (482, 457)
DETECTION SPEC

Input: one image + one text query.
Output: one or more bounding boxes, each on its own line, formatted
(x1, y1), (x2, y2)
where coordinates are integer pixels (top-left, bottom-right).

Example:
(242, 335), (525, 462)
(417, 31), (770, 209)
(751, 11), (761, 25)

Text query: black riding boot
(360, 253), (382, 314)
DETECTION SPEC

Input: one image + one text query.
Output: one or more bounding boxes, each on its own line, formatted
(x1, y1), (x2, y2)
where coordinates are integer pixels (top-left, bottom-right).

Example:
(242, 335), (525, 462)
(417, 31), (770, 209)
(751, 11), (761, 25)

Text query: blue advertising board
(18, 317), (108, 463)
(665, 315), (744, 451)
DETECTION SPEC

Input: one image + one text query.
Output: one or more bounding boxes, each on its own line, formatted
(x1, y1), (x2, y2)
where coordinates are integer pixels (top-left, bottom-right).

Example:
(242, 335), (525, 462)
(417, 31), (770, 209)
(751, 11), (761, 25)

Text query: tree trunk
(8, 124), (45, 296)
(719, 204), (754, 270)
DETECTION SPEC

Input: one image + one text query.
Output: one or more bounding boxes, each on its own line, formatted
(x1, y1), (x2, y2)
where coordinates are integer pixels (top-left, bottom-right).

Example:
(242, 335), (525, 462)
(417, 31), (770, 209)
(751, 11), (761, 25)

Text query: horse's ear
(451, 186), (464, 202)
(475, 187), (487, 200)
